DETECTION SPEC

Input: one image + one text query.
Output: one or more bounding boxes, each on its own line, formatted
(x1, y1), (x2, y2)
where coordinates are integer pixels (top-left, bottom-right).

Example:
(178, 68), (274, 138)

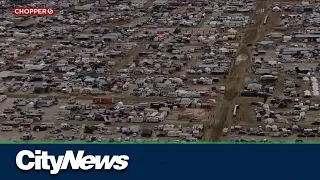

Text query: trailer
(92, 97), (114, 104)
(68, 97), (76, 104)
(21, 133), (33, 140)
(263, 16), (268, 24)
(41, 122), (55, 128)
(233, 105), (239, 118)
(1, 126), (13, 131)
(19, 124), (31, 132)
(158, 111), (167, 121)
(167, 131), (182, 137)
(36, 100), (54, 107)
(2, 121), (19, 128)
(0, 95), (6, 102)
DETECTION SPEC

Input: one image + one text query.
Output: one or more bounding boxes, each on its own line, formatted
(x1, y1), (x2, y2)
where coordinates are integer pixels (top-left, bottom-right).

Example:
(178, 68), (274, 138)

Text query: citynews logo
(16, 150), (129, 175)
(13, 8), (54, 16)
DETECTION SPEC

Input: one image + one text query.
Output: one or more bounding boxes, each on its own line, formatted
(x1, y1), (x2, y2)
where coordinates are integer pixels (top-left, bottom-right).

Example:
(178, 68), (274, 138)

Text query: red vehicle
(20, 123), (31, 128)
(92, 97), (114, 104)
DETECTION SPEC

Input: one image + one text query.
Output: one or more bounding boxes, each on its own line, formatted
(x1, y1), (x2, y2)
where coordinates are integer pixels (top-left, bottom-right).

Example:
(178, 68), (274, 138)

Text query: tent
(72, 73), (80, 79)
(264, 118), (274, 124)
(228, 28), (238, 34)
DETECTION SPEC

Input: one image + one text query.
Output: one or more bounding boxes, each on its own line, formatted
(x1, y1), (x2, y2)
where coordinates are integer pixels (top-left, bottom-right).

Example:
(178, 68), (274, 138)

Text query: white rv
(41, 122), (55, 128)
(1, 126), (12, 131)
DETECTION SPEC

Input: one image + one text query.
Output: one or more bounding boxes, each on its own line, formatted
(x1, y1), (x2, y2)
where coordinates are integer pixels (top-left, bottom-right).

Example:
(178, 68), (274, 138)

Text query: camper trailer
(68, 97), (76, 104)
(167, 131), (182, 137)
(61, 123), (70, 130)
(2, 121), (19, 127)
(1, 126), (12, 131)
(41, 122), (55, 128)
(233, 105), (239, 118)
(21, 133), (33, 140)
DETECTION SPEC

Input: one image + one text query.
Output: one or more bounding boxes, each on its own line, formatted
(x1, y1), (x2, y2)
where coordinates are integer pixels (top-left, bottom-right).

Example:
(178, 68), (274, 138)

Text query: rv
(36, 100), (54, 107)
(233, 105), (239, 118)
(158, 111), (167, 121)
(1, 126), (12, 131)
(68, 97), (76, 104)
(3, 108), (15, 113)
(41, 122), (55, 128)
(167, 131), (182, 137)
(60, 123), (70, 130)
(25, 113), (42, 121)
(21, 133), (33, 140)
(2, 121), (19, 127)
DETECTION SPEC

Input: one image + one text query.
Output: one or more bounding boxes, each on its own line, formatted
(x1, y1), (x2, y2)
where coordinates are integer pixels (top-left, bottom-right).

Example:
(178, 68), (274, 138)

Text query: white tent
(264, 118), (274, 124)
(227, 28), (237, 34)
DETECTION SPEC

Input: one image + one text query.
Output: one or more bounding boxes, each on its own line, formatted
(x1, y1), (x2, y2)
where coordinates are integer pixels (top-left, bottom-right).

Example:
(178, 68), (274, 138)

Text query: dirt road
(110, 43), (145, 74)
(204, 0), (271, 141)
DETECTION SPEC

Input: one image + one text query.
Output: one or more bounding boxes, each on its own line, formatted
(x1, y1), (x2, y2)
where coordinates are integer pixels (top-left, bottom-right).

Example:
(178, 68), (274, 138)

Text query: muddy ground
(204, 0), (273, 141)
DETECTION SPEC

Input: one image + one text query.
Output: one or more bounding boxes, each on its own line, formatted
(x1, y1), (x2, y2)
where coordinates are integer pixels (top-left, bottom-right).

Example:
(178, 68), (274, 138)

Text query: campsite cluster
(2, 0), (320, 142)
(0, 0), (254, 142)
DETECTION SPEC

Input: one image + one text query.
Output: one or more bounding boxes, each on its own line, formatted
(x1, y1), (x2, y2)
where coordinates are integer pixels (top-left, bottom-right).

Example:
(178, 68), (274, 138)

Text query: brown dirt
(110, 43), (145, 74)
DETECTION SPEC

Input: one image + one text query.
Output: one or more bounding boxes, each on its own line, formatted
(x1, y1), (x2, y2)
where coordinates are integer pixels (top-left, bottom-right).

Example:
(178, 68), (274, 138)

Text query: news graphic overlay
(16, 150), (129, 174)
(0, 144), (318, 180)
(13, 7), (54, 16)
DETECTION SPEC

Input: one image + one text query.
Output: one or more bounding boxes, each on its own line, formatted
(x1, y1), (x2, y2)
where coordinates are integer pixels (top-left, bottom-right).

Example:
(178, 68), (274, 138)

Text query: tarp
(72, 73), (80, 79)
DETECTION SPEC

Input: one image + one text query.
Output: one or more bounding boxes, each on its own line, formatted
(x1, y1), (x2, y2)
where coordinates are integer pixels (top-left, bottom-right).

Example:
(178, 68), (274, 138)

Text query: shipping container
(92, 97), (114, 104)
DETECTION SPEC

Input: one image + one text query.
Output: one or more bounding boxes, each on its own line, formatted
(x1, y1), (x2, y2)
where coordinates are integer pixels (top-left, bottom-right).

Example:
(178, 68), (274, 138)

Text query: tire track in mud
(204, 0), (269, 141)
